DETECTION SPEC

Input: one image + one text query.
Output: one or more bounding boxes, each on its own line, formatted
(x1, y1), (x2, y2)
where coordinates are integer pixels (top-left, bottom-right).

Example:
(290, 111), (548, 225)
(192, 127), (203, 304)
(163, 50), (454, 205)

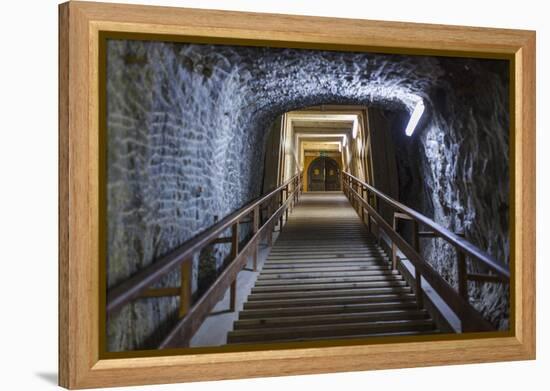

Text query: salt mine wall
(106, 39), (509, 351)
(386, 58), (510, 329)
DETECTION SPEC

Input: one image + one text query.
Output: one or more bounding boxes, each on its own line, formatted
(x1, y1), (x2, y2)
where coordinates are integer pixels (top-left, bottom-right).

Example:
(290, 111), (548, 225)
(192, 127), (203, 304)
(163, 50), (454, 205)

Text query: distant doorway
(307, 156), (341, 191)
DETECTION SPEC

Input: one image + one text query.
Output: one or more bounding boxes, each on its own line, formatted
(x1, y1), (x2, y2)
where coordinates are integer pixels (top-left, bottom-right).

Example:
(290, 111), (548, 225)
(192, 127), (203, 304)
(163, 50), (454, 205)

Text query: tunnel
(106, 39), (510, 351)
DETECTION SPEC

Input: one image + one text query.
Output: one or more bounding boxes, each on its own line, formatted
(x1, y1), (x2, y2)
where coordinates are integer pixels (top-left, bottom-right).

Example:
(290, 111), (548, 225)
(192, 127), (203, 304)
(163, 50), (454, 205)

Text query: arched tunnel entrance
(104, 38), (511, 352)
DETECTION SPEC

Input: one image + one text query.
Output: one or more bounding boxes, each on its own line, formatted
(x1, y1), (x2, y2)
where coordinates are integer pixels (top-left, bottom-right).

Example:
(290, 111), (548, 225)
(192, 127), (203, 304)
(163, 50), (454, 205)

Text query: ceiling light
(405, 100), (425, 136)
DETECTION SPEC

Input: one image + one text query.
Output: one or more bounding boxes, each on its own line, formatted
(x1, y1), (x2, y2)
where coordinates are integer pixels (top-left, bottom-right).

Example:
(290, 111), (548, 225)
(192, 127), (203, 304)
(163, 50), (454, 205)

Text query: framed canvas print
(58, 1), (536, 389)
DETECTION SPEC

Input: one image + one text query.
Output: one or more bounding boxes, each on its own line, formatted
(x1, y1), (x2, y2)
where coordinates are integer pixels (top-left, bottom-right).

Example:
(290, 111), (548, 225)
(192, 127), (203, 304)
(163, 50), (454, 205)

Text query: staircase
(227, 192), (439, 344)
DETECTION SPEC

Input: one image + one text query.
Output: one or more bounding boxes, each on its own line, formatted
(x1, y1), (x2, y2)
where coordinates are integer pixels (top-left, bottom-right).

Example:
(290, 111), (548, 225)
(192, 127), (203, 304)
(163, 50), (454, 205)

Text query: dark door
(324, 158), (340, 190)
(308, 156), (340, 191)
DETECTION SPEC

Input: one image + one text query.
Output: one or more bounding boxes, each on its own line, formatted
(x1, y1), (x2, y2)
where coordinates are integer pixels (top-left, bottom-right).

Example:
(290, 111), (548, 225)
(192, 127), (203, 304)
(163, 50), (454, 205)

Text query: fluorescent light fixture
(352, 118), (358, 139)
(405, 100), (425, 136)
(342, 134), (347, 147)
(338, 143), (342, 152)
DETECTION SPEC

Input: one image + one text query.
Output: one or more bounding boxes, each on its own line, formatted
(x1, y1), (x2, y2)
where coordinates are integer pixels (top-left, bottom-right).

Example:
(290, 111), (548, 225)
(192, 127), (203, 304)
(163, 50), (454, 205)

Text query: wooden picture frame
(59, 1), (536, 388)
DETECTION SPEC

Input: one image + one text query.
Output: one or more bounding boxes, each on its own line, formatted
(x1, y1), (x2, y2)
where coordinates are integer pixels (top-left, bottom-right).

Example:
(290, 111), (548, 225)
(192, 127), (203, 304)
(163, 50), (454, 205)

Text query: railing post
(252, 206), (259, 271)
(354, 180), (359, 210)
(279, 187), (285, 232)
(291, 180), (295, 211)
(366, 210), (371, 233)
(285, 184), (289, 223)
(351, 179), (355, 208)
(458, 252), (468, 300)
(350, 179), (357, 210)
(391, 214), (398, 270)
(344, 175), (348, 196)
(178, 259), (192, 318)
(373, 193), (381, 240)
(279, 187), (285, 231)
(412, 220), (423, 308)
(456, 232), (468, 301)
(267, 204), (273, 247)
(355, 181), (363, 213)
(356, 181), (361, 211)
(342, 175), (346, 197)
(360, 186), (366, 221)
(229, 222), (239, 311)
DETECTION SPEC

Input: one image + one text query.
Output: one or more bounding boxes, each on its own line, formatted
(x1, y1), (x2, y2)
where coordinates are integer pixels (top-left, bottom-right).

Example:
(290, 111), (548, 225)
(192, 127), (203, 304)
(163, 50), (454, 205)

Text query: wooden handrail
(342, 171), (509, 332)
(107, 173), (302, 315)
(159, 184), (299, 348)
(343, 172), (510, 279)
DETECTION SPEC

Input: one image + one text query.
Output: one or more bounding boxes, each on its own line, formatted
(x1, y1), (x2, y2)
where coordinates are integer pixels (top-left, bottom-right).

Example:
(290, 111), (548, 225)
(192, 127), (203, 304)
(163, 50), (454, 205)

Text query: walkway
(227, 192), (438, 344)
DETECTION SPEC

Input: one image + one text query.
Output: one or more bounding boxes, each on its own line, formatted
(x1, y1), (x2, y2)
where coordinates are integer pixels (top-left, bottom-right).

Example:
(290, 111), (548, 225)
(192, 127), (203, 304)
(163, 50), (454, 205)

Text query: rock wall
(388, 58), (510, 329)
(106, 39), (509, 351)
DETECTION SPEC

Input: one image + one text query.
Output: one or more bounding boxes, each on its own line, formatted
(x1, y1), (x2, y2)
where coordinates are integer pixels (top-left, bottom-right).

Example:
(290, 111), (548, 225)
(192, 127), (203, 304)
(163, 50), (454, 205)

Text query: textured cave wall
(262, 118), (283, 193)
(386, 58), (510, 329)
(106, 39), (509, 351)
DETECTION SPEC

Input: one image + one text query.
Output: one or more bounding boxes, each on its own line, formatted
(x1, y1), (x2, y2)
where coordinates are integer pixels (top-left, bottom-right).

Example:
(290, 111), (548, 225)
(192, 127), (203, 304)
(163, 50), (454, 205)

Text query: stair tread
(264, 258), (386, 263)
(234, 309), (429, 329)
(227, 329), (440, 344)
(263, 260), (387, 266)
(248, 286), (412, 301)
(255, 276), (403, 285)
(269, 251), (384, 256)
(252, 281), (407, 293)
(259, 266), (390, 274)
(243, 294), (417, 309)
(258, 270), (399, 279)
(231, 318), (434, 335)
(238, 301), (421, 319)
(227, 319), (436, 342)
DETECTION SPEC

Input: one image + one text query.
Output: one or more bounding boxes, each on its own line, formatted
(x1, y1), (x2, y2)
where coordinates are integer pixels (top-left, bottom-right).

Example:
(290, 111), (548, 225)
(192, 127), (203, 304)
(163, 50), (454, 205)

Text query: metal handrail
(107, 172), (302, 315)
(343, 172), (510, 279)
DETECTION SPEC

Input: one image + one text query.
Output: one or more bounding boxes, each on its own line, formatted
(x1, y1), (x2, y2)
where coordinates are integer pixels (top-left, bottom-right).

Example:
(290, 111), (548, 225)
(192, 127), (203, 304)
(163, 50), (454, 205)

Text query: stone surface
(106, 39), (509, 351)
(389, 58), (510, 329)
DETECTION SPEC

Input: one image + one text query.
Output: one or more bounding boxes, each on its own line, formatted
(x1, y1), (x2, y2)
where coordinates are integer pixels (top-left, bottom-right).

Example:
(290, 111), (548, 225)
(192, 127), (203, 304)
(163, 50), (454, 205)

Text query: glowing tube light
(342, 134), (348, 147)
(405, 100), (425, 136)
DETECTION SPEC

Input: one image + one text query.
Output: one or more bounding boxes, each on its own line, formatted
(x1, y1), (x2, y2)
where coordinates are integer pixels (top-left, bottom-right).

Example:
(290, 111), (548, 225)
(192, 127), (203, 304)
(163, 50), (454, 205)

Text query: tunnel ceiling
(107, 39), (456, 226)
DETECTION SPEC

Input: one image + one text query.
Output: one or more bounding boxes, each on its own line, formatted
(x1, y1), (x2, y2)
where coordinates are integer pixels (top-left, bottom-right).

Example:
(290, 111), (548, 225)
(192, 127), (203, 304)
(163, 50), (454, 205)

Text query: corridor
(105, 104), (510, 352)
